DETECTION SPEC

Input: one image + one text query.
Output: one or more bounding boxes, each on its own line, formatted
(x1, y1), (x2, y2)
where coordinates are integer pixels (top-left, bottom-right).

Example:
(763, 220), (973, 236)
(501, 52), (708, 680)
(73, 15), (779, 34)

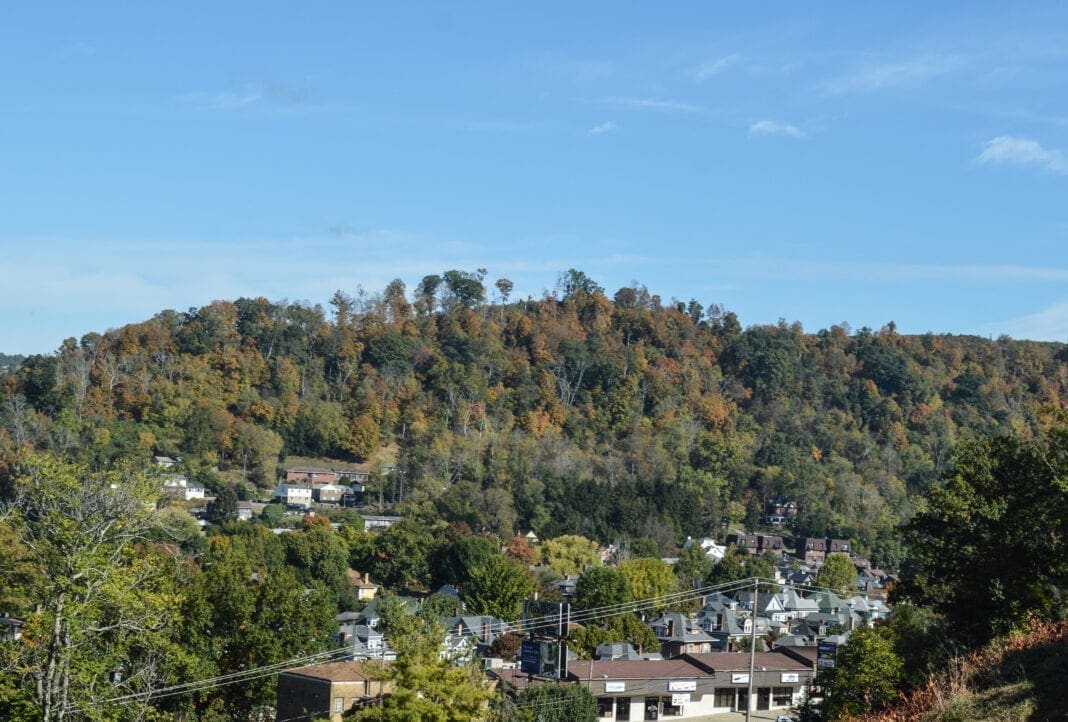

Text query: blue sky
(3, 2), (1068, 353)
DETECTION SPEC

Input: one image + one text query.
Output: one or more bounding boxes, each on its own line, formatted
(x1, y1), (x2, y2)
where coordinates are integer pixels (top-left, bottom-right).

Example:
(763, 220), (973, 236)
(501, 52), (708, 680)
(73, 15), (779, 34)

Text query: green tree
(463, 555), (535, 620)
(541, 535), (602, 576)
(566, 613), (659, 659)
(432, 533), (499, 590)
(745, 552), (777, 584)
(354, 611), (494, 721)
(574, 566), (632, 611)
(283, 516), (354, 609)
(627, 537), (660, 559)
(230, 420), (283, 485)
(209, 485), (239, 526)
(515, 683), (597, 722)
(896, 430), (1068, 645)
(181, 534), (335, 719)
(821, 626), (904, 719)
(707, 546), (747, 586)
(259, 501), (284, 527)
(674, 544), (714, 590)
(618, 557), (677, 612)
(369, 520), (436, 591)
(0, 454), (181, 722)
(816, 553), (858, 596)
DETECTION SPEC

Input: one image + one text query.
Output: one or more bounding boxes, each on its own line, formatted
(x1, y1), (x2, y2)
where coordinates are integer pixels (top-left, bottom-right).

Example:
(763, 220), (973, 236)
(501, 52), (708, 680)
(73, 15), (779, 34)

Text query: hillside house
(274, 484), (313, 508)
(313, 484), (347, 504)
(277, 660), (387, 722)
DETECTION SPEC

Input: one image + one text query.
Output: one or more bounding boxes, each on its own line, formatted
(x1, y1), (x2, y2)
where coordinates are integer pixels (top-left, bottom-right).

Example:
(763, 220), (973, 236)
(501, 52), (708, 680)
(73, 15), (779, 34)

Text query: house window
(334, 697), (343, 712)
(773, 687), (794, 706)
(616, 697), (631, 721)
(714, 688), (735, 707)
(597, 697), (613, 717)
(644, 696), (660, 719)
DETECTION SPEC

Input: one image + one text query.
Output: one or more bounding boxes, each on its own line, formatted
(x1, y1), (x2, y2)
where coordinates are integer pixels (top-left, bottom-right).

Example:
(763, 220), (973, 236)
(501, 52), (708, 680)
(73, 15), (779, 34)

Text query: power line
(83, 575), (850, 709)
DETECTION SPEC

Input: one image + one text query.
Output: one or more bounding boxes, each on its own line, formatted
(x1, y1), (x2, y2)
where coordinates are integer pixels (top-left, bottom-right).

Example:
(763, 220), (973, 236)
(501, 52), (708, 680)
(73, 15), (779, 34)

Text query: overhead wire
(83, 574), (847, 709)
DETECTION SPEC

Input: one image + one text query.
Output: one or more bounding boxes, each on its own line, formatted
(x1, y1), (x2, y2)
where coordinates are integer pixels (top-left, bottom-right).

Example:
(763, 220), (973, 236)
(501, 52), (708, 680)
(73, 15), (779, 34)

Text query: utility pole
(556, 600), (570, 680)
(746, 575), (758, 722)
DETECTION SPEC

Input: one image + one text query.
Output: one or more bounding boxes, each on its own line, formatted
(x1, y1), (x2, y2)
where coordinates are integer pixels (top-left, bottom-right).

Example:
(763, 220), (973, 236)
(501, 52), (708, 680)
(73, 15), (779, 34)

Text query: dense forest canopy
(2, 270), (1065, 567)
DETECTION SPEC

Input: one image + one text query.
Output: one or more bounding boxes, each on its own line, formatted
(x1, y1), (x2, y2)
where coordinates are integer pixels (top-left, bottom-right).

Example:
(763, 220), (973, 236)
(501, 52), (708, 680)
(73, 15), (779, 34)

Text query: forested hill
(2, 270), (1066, 567)
(0, 354), (24, 371)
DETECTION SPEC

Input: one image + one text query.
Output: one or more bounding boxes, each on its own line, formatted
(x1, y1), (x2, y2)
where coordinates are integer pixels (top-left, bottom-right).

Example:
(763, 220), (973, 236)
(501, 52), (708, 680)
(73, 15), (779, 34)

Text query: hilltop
(1, 270), (1065, 561)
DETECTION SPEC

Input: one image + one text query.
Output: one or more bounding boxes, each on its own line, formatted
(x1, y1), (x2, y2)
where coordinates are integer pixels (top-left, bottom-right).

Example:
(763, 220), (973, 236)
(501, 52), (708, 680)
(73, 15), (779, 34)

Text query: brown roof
(772, 645), (817, 667)
(282, 660), (378, 682)
(565, 657), (709, 681)
(683, 652), (810, 672)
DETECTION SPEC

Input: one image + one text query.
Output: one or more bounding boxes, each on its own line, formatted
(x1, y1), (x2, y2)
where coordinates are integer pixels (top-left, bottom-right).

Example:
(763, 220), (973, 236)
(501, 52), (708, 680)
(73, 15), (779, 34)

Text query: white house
(274, 484), (313, 508)
(162, 476), (205, 501)
(684, 536), (727, 562)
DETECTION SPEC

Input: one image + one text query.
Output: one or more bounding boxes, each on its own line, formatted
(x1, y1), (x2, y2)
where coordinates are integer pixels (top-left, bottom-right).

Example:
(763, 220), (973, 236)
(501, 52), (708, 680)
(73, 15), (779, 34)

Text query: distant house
(357, 597), (420, 629)
(733, 591), (790, 623)
(726, 533), (760, 554)
(333, 465), (372, 486)
(361, 515), (402, 532)
(236, 501), (254, 521)
(285, 465), (372, 487)
(153, 456), (177, 468)
(285, 467), (337, 485)
(595, 642), (662, 661)
(827, 539), (851, 555)
(162, 476), (206, 501)
(274, 484), (313, 508)
(0, 615), (24, 642)
(649, 612), (720, 657)
(276, 660), (387, 722)
(756, 535), (785, 558)
(795, 537), (851, 565)
(347, 570), (378, 602)
(444, 614), (515, 652)
(684, 536), (727, 562)
(765, 497), (798, 519)
(313, 484), (347, 504)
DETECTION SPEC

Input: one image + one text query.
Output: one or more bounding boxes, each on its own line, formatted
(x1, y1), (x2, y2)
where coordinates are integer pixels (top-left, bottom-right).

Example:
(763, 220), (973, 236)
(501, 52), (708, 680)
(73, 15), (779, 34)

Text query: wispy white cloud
(694, 54), (740, 82)
(178, 79), (312, 110)
(977, 135), (1067, 173)
(989, 300), (1068, 341)
(748, 120), (806, 139)
(179, 86), (262, 110)
(686, 257), (1068, 284)
(820, 54), (964, 94)
(587, 121), (617, 136)
(596, 96), (708, 114)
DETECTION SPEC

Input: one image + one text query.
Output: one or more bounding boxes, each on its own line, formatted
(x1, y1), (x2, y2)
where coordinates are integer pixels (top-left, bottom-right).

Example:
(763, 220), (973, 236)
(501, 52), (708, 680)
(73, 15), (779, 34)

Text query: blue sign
(817, 641), (837, 668)
(520, 639), (541, 674)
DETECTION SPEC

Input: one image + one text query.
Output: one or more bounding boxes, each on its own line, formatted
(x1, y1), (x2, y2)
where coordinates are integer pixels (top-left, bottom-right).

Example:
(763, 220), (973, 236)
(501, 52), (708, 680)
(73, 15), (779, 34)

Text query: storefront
(568, 653), (812, 720)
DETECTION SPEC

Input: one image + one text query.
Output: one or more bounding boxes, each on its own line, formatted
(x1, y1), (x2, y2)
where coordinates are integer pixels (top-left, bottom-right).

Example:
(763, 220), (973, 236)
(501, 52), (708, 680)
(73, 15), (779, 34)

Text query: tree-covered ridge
(0, 354), (24, 371)
(2, 270), (1066, 564)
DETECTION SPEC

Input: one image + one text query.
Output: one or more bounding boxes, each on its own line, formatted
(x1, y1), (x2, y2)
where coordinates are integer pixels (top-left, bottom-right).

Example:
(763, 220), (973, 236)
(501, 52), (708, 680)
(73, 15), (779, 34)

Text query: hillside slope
(2, 273), (1066, 557)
